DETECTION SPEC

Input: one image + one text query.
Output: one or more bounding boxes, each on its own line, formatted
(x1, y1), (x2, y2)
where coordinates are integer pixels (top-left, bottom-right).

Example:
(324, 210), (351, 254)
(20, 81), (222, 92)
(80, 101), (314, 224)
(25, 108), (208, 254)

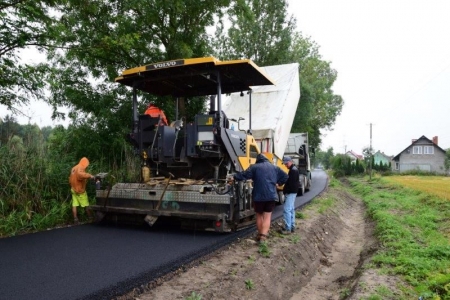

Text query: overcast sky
(2, 1), (450, 156)
(290, 0), (450, 155)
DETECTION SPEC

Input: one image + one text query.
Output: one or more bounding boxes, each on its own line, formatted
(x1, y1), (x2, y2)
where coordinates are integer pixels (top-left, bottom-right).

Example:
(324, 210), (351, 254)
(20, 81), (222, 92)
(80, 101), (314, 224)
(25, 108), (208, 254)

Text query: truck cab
(284, 133), (312, 196)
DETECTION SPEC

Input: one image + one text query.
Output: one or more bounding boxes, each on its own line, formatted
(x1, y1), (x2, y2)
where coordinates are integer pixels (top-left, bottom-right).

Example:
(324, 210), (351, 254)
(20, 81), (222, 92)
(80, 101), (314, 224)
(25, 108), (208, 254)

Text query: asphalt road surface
(0, 170), (327, 300)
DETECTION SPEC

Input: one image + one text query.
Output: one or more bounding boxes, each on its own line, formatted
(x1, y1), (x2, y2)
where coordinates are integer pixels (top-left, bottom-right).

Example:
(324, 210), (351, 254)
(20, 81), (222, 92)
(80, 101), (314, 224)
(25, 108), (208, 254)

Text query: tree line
(313, 147), (391, 177)
(314, 145), (450, 177)
(1, 0), (343, 235)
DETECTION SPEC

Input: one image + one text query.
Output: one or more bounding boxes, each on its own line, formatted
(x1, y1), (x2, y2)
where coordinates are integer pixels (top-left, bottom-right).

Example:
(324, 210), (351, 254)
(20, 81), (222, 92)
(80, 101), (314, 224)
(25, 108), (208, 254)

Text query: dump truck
(284, 133), (312, 195)
(91, 57), (300, 232)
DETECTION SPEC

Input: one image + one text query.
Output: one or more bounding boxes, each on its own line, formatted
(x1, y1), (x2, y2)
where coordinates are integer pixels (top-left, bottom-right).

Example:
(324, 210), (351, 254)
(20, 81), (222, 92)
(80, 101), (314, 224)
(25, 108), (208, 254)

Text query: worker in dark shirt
(281, 156), (300, 234)
(233, 154), (288, 243)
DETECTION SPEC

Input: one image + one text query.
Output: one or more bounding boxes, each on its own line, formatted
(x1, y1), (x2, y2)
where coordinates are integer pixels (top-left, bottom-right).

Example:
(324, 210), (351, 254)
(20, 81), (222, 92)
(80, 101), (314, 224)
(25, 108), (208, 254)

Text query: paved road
(0, 170), (327, 300)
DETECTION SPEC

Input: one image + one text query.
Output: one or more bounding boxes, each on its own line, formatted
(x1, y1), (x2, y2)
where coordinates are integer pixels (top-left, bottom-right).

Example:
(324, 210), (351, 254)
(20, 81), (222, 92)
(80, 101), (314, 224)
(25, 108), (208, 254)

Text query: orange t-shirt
(69, 157), (93, 194)
(144, 105), (168, 126)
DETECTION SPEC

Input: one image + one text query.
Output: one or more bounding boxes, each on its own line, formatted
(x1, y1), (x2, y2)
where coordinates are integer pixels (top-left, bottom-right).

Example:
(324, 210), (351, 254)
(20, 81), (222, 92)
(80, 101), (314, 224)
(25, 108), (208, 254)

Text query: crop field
(382, 175), (450, 201)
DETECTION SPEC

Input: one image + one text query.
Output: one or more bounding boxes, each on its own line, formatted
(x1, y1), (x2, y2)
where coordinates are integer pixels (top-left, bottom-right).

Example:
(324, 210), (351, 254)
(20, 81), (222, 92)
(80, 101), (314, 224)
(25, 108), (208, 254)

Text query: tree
(214, 2), (343, 150)
(41, 0), (231, 168)
(322, 147), (334, 170)
(312, 148), (324, 168)
(215, 0), (296, 66)
(289, 33), (343, 149)
(444, 148), (450, 174)
(40, 126), (53, 142)
(46, 0), (230, 121)
(0, 115), (21, 146)
(331, 153), (350, 177)
(362, 146), (374, 165)
(0, 1), (61, 112)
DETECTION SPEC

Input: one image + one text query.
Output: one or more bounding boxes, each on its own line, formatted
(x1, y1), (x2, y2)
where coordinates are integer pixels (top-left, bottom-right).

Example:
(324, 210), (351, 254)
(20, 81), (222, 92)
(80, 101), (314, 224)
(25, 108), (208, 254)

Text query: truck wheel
(305, 179), (311, 192)
(277, 191), (285, 205)
(297, 184), (305, 196)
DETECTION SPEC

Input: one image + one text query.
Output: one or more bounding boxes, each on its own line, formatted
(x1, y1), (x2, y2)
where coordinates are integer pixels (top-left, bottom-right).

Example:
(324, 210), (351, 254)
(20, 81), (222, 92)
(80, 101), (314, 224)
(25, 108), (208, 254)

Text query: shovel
(144, 172), (174, 226)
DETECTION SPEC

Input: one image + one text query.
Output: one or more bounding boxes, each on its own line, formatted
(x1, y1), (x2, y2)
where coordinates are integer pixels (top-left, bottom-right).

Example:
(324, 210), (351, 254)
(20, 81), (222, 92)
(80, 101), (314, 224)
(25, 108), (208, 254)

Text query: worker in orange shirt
(144, 102), (168, 126)
(69, 157), (95, 224)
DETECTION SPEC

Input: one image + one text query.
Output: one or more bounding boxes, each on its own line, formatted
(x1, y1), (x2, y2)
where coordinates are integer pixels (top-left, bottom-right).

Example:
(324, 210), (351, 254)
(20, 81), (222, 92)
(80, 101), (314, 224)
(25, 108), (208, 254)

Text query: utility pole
(369, 123), (372, 180)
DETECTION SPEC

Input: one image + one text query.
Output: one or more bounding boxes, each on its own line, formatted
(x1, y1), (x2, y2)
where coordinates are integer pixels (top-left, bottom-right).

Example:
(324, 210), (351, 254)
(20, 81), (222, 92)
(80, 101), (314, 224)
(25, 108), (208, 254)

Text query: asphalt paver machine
(91, 57), (276, 232)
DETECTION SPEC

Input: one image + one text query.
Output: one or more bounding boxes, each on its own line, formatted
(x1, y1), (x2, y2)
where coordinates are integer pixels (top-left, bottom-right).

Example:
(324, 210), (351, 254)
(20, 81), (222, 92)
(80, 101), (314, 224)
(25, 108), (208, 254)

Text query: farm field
(382, 175), (450, 201)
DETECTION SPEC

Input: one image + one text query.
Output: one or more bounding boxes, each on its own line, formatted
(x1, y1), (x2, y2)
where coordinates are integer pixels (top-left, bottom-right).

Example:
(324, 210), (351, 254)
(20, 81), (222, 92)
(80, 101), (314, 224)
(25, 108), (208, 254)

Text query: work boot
(74, 218), (79, 225)
(280, 229), (291, 235)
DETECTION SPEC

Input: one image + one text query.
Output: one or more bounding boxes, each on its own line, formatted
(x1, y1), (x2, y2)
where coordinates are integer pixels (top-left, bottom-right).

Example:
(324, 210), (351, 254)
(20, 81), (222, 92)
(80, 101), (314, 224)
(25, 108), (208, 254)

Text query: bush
(330, 154), (365, 177)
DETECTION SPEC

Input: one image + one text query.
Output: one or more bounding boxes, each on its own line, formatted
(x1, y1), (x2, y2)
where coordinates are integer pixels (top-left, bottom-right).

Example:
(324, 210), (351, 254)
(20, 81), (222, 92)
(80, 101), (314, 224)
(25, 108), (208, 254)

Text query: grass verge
(348, 176), (450, 299)
(0, 199), (84, 237)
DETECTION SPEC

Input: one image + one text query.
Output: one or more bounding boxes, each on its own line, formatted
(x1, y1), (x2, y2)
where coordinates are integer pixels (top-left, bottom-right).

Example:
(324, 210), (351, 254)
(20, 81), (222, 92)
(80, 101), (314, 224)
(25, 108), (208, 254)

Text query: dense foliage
(330, 154), (364, 177)
(313, 147), (334, 170)
(445, 148), (450, 173)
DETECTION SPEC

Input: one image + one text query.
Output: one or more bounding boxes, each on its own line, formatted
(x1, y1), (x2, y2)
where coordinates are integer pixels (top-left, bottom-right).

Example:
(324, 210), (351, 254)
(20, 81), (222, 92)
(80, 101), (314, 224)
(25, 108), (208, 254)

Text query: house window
(395, 162), (399, 170)
(413, 146), (422, 154)
(424, 146), (434, 154)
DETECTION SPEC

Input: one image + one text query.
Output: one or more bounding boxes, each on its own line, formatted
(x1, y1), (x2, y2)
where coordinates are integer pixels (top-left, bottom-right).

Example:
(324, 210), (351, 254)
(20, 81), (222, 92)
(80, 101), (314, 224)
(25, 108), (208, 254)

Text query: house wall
(346, 151), (363, 164)
(346, 153), (357, 163)
(374, 152), (390, 165)
(393, 142), (446, 174)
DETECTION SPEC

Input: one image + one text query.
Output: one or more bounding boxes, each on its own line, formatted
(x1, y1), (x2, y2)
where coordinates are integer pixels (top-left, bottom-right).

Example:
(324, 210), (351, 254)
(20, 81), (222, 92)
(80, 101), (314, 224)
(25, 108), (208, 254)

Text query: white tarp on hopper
(222, 63), (300, 160)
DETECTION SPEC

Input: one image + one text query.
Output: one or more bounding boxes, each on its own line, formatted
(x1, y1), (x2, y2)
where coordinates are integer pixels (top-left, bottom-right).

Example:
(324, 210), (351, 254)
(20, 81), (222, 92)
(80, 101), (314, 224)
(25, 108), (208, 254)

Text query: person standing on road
(232, 153), (288, 242)
(69, 157), (95, 224)
(280, 156), (300, 234)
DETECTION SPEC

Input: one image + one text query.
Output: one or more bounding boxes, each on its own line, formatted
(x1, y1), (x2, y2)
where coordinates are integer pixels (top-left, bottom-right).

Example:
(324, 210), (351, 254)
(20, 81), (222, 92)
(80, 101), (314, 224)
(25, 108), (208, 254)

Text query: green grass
(348, 176), (450, 299)
(360, 285), (395, 300)
(364, 295), (382, 300)
(295, 211), (305, 219)
(307, 175), (340, 214)
(289, 234), (300, 244)
(258, 241), (271, 257)
(247, 255), (256, 264)
(339, 287), (351, 299)
(245, 279), (254, 290)
(328, 176), (342, 188)
(0, 199), (73, 237)
(317, 196), (335, 214)
(185, 291), (202, 300)
(374, 285), (394, 297)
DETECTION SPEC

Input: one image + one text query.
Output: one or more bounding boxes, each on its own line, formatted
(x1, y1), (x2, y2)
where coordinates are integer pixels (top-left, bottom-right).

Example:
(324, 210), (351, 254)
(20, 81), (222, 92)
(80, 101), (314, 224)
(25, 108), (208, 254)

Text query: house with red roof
(346, 150), (364, 163)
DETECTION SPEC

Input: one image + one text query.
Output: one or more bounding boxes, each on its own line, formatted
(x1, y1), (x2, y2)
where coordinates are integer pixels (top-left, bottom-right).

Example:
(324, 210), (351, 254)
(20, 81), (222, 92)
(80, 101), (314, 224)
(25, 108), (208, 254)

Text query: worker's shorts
(253, 201), (276, 213)
(71, 189), (90, 207)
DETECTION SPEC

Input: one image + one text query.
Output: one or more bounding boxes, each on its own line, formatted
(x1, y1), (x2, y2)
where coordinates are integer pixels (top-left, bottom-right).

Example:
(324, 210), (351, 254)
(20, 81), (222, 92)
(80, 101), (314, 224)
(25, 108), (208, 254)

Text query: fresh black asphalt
(0, 170), (327, 300)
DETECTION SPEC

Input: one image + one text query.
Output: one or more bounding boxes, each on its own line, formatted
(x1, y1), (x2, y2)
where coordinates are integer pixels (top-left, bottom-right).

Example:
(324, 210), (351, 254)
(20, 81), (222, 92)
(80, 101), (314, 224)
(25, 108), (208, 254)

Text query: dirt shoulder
(117, 183), (404, 300)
